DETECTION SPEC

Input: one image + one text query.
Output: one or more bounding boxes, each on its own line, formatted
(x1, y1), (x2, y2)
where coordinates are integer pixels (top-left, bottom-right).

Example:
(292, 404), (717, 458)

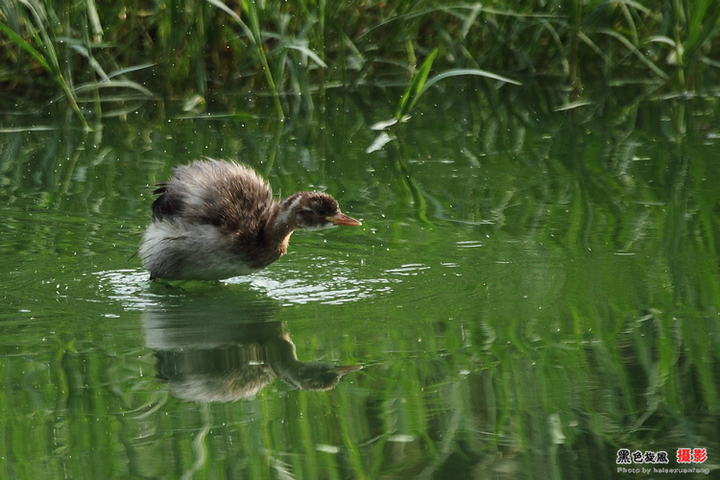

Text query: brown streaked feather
(153, 159), (274, 230)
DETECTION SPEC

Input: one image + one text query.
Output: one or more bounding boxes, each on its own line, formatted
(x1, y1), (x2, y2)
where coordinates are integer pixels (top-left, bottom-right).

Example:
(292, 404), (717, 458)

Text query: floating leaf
(370, 118), (400, 131)
(370, 116), (411, 131)
(366, 132), (395, 153)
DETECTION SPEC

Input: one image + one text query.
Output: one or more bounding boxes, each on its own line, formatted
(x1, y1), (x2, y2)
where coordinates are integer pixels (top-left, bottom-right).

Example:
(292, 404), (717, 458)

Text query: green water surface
(0, 87), (719, 479)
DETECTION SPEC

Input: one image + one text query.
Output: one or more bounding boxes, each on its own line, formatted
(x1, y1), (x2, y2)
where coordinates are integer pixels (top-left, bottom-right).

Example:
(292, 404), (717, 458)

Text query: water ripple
(97, 261), (401, 308)
(228, 260), (398, 305)
(383, 263), (431, 276)
(455, 240), (484, 248)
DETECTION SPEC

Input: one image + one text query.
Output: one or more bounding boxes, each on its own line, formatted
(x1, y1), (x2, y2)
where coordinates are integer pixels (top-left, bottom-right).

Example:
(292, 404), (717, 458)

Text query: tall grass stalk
(206, 0), (285, 118)
(0, 1), (88, 130)
(1, 0), (155, 128)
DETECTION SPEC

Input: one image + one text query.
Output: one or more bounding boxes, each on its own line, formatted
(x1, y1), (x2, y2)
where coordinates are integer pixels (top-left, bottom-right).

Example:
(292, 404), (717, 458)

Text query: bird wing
(151, 159), (275, 235)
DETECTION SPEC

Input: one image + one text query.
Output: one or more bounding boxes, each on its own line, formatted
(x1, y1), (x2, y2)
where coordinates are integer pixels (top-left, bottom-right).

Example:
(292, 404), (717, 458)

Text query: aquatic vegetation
(1, 0), (719, 125)
(0, 0), (153, 129)
(2, 100), (720, 477)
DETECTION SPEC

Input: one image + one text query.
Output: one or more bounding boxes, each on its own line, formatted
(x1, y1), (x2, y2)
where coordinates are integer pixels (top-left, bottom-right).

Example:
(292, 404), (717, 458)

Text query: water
(1, 87), (719, 478)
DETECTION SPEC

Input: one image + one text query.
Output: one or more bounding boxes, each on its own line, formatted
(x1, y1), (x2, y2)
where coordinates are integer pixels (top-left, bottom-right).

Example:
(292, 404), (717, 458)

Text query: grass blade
(286, 44), (328, 68)
(72, 79), (154, 98)
(419, 68), (522, 98)
(0, 21), (51, 72)
(395, 48), (438, 119)
(107, 63), (156, 79)
(0, 12), (88, 130)
(597, 28), (670, 80)
(204, 0), (253, 39)
(206, 0), (284, 118)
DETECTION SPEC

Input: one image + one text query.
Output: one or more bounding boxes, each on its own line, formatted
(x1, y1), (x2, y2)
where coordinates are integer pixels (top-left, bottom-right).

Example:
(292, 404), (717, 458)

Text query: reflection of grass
(1, 68), (720, 478)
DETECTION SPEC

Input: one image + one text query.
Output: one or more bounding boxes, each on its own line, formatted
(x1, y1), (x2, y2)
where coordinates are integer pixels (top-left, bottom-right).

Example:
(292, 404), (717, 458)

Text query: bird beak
(327, 213), (362, 227)
(331, 365), (363, 375)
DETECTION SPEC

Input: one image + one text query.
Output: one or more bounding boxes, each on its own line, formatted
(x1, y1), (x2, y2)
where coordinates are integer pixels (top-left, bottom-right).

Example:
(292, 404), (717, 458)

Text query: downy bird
(139, 159), (361, 280)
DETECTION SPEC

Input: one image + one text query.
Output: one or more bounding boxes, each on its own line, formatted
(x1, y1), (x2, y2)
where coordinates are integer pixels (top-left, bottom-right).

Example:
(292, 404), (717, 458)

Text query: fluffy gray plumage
(139, 159), (360, 280)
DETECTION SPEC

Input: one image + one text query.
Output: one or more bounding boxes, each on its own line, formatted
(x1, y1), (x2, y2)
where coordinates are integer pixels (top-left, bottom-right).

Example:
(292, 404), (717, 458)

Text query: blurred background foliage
(1, 0), (720, 125)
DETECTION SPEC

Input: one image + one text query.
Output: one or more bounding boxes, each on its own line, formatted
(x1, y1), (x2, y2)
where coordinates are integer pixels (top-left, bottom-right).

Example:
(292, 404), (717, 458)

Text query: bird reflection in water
(147, 320), (361, 403)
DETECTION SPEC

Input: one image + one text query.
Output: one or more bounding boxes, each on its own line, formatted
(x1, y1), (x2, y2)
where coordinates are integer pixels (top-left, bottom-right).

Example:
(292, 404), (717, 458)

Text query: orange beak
(327, 213), (362, 227)
(331, 365), (363, 375)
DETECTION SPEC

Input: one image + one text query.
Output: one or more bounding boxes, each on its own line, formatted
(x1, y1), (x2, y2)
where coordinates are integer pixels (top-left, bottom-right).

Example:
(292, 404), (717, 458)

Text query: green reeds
(669, 0), (720, 90)
(2, 0), (720, 123)
(0, 0), (153, 129)
(0, 1), (88, 130)
(207, 0), (285, 118)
